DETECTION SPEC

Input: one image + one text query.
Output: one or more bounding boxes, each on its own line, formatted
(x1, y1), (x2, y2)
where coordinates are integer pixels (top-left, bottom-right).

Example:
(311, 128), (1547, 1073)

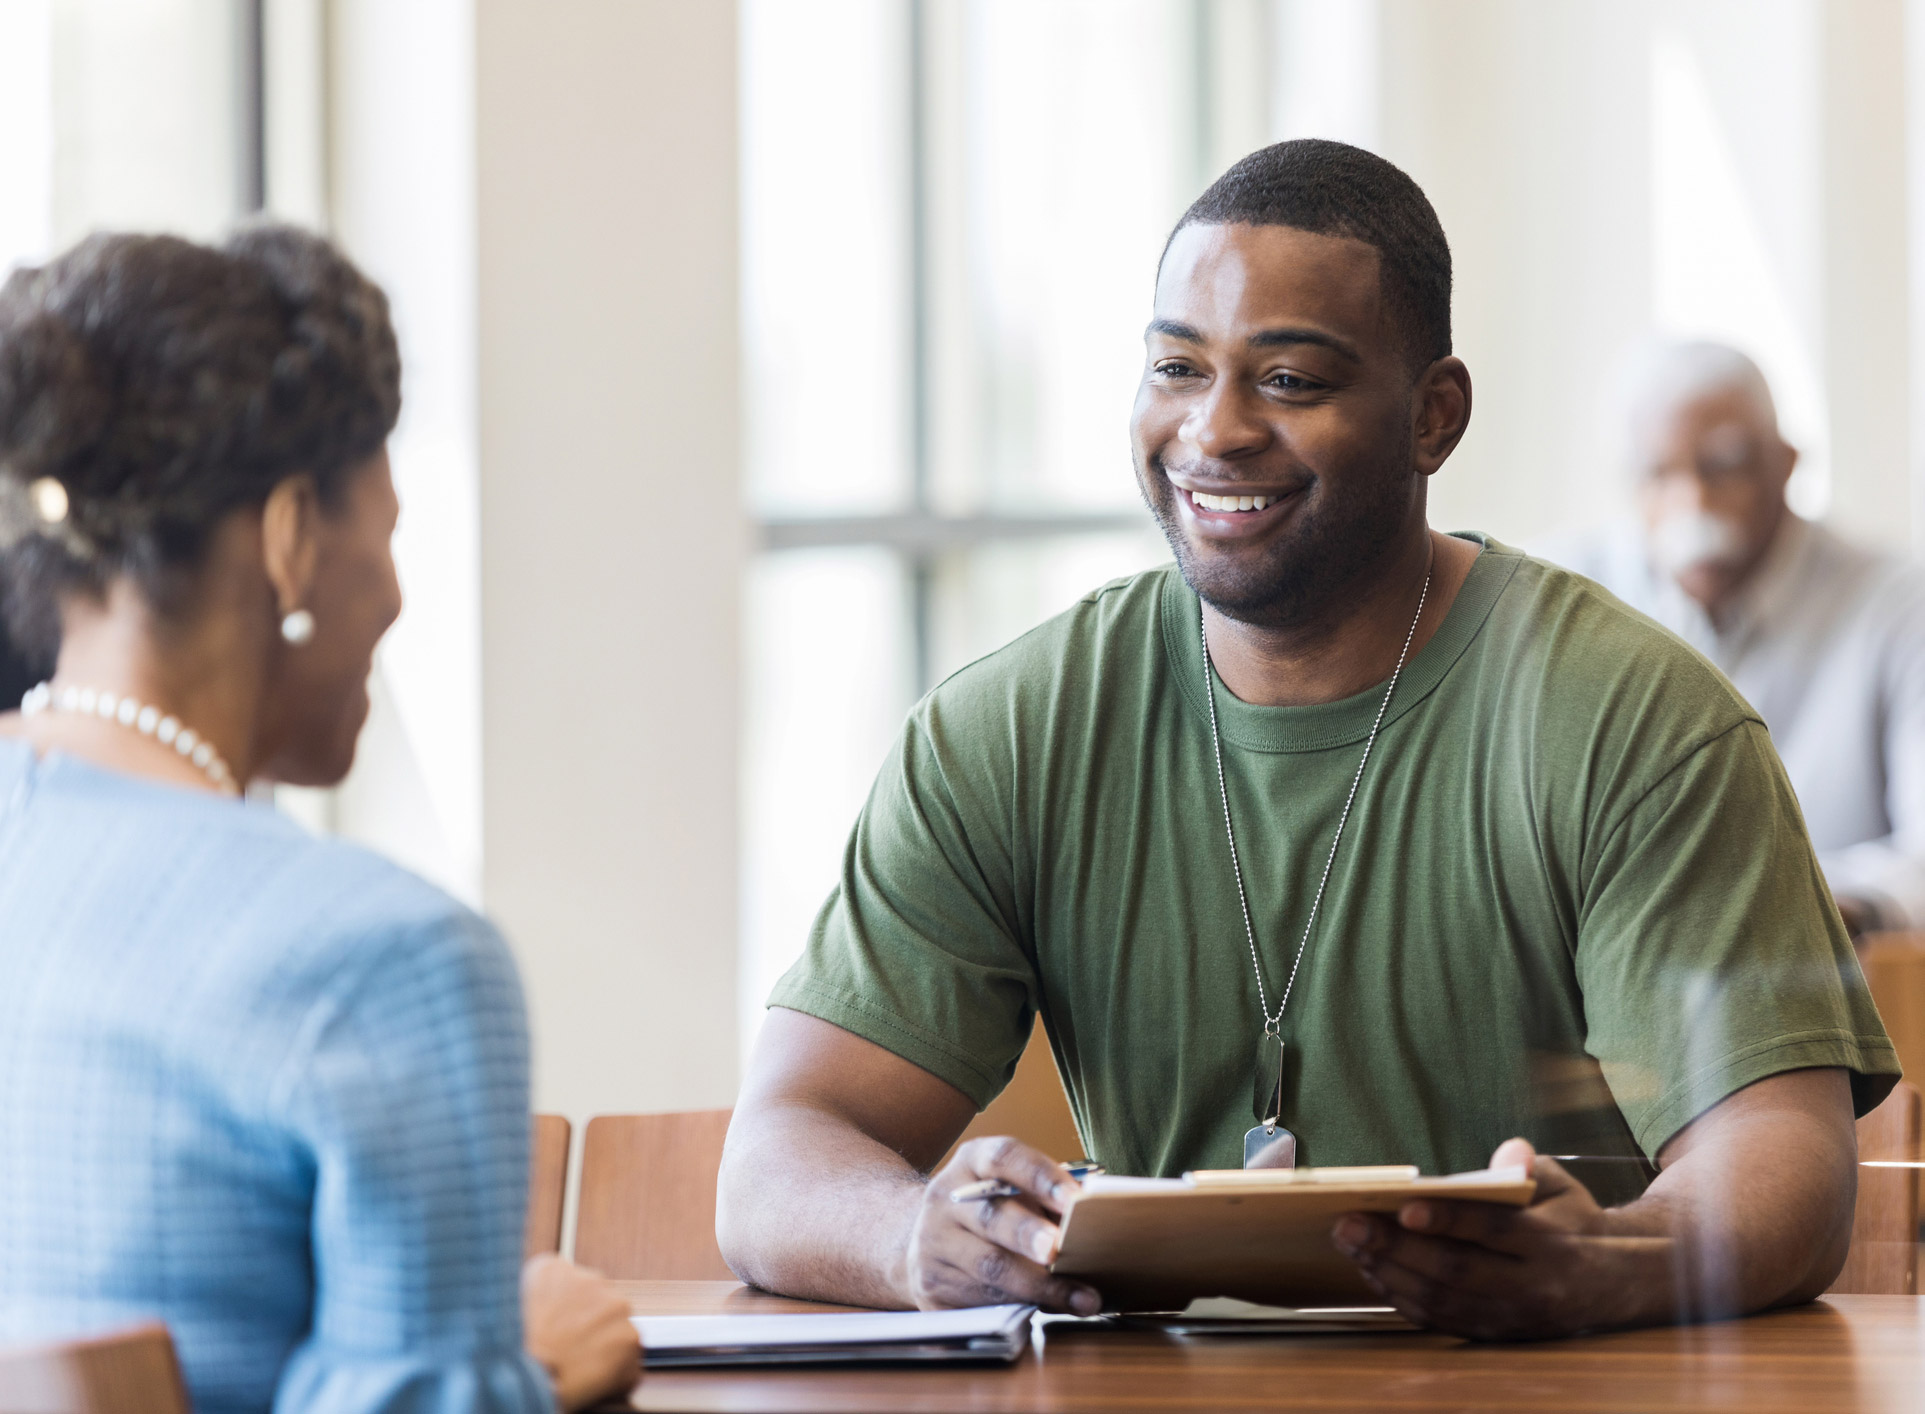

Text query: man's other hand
(903, 1136), (1103, 1314)
(1328, 1138), (1653, 1340)
(1330, 1069), (1857, 1339)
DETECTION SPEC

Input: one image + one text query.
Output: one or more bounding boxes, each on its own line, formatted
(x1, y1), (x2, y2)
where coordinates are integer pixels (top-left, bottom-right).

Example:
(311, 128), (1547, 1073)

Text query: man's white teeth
(1191, 491), (1273, 512)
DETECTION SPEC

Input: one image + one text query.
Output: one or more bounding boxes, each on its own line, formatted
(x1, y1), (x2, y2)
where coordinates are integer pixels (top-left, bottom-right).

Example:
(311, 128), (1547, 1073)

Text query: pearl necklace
(19, 681), (238, 793)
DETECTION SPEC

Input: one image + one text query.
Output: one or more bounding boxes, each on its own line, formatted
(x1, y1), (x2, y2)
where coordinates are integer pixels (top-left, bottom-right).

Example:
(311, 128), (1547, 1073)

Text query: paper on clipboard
(1051, 1164), (1535, 1311)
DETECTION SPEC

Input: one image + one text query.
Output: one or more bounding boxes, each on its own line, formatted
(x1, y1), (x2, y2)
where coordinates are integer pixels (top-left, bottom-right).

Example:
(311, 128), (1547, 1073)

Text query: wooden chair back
(0, 1323), (191, 1414)
(574, 1108), (736, 1280)
(524, 1113), (572, 1258)
(1859, 932), (1925, 1086)
(569, 1026), (1080, 1281)
(944, 1020), (1084, 1167)
(1828, 1079), (1921, 1295)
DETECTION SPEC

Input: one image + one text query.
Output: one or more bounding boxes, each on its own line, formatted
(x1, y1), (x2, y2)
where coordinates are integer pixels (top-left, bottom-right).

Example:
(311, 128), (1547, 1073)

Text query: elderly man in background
(1555, 341), (1925, 936)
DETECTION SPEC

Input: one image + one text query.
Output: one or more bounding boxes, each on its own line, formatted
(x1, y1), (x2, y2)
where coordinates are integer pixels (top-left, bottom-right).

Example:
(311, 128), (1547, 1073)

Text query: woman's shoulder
(244, 827), (514, 1005)
(0, 747), (527, 1136)
(61, 756), (512, 1015)
(4, 742), (512, 991)
(194, 828), (527, 1117)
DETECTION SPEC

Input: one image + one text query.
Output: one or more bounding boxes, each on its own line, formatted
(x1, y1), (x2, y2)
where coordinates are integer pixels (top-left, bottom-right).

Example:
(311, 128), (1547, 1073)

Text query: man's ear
(1413, 357), (1473, 476)
(260, 475), (322, 621)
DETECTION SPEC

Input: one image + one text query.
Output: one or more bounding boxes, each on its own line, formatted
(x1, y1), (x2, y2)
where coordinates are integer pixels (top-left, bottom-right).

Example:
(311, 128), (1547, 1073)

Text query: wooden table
(617, 1280), (1925, 1412)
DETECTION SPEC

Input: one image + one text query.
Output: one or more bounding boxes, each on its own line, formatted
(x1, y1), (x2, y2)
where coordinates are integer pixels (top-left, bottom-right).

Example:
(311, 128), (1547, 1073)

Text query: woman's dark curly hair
(0, 224), (401, 660)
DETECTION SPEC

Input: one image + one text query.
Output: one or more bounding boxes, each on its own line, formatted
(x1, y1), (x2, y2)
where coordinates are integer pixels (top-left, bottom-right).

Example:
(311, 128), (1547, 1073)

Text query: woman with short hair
(0, 227), (640, 1413)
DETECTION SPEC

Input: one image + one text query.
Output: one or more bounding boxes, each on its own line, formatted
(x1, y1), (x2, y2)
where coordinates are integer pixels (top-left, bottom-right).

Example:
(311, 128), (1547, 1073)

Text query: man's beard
(1139, 454), (1415, 630)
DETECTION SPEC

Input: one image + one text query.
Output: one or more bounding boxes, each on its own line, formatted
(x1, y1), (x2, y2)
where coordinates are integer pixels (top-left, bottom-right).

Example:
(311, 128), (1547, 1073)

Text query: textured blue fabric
(0, 741), (554, 1414)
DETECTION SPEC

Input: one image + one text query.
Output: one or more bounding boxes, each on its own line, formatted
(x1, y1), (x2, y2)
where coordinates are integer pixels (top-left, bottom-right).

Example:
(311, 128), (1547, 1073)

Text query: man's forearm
(716, 1099), (924, 1309)
(1604, 1100), (1856, 1325)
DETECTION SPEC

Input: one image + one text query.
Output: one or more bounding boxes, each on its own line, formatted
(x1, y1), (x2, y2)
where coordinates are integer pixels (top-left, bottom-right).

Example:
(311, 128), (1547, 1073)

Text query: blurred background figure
(1552, 341), (1925, 937)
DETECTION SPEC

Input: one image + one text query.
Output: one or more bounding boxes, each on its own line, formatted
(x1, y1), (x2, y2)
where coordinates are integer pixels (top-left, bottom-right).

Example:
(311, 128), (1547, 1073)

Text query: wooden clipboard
(1051, 1165), (1536, 1311)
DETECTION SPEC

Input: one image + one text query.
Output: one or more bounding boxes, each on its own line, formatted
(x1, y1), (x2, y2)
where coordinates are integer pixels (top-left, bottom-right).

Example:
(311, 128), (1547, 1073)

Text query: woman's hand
(522, 1254), (644, 1409)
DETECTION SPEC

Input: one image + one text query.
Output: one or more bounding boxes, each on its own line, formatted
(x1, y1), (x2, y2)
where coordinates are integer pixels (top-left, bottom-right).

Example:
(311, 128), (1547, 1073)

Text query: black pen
(948, 1162), (1105, 1203)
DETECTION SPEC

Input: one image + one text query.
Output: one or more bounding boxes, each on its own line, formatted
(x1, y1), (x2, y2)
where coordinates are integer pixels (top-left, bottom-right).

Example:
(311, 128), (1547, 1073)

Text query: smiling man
(717, 140), (1898, 1338)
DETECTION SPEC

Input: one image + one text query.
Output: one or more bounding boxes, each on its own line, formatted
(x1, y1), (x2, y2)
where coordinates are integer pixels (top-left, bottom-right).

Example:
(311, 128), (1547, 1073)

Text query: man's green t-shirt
(771, 536), (1898, 1177)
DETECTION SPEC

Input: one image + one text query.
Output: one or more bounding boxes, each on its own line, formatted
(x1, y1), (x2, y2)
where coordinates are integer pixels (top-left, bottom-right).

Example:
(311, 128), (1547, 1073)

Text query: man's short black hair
(1168, 138), (1452, 370)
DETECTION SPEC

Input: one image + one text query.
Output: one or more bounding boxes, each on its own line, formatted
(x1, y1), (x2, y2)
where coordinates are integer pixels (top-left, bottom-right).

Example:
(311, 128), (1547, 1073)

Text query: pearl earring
(281, 609), (316, 645)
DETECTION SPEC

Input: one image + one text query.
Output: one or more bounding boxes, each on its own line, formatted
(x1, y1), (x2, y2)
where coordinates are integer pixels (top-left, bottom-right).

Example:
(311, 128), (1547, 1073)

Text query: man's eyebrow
(1248, 326), (1361, 360)
(1146, 318), (1202, 343)
(1145, 319), (1362, 362)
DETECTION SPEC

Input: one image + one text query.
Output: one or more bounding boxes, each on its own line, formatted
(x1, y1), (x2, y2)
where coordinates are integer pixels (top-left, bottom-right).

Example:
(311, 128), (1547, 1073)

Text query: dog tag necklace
(1200, 561), (1432, 1168)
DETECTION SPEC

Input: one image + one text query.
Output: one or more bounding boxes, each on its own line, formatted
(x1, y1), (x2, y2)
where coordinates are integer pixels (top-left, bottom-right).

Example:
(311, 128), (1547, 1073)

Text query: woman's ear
(260, 475), (322, 621)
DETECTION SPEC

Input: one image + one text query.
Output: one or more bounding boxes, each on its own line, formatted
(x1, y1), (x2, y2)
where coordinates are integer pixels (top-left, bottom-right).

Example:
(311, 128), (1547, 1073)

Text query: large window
(0, 0), (265, 703)
(738, 1), (1273, 1046)
(0, 0), (473, 894)
(0, 0), (263, 271)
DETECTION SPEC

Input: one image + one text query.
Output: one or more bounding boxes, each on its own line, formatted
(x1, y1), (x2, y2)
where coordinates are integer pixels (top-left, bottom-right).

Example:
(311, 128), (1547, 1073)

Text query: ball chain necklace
(19, 681), (239, 794)
(1199, 557), (1432, 1168)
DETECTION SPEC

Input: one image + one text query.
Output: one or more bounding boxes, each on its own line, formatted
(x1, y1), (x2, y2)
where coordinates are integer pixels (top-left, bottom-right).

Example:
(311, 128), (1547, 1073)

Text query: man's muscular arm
(716, 1007), (1102, 1313)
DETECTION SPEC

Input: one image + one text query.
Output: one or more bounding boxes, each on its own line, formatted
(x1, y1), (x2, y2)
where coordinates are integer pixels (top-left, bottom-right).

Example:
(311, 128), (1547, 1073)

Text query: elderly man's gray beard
(1649, 509), (1747, 577)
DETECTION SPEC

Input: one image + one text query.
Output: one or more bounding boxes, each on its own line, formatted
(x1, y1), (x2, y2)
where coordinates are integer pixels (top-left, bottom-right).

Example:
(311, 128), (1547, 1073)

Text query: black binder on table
(630, 1303), (1034, 1368)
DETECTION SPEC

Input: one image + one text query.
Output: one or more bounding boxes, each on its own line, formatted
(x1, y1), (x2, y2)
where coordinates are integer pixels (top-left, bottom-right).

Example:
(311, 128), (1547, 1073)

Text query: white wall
(1375, 0), (1655, 545)
(323, 1), (742, 1127)
(474, 1), (743, 1122)
(1825, 0), (1913, 548)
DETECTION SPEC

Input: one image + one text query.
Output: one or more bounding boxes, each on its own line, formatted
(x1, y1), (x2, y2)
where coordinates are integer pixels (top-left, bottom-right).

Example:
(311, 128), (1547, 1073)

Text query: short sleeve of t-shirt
(1577, 715), (1899, 1154)
(768, 702), (1036, 1109)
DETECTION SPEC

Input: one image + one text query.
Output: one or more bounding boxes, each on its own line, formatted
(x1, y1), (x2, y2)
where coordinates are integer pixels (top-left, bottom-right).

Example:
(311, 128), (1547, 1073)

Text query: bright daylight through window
(734, 0), (1280, 1052)
(2, 0), (1884, 1078)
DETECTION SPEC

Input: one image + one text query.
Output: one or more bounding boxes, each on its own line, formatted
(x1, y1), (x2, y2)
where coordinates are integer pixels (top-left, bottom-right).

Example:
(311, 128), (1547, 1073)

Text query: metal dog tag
(1243, 1124), (1298, 1169)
